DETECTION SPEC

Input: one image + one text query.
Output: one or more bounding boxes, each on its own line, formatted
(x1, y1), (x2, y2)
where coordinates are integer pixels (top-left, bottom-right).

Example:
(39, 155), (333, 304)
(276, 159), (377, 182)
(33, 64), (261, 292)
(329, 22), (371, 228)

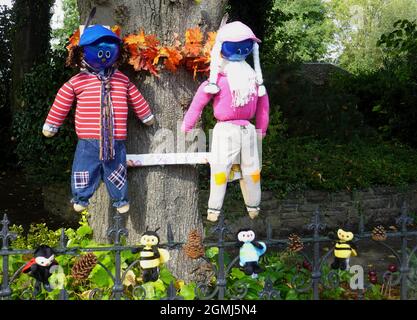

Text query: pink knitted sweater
(181, 74), (270, 136)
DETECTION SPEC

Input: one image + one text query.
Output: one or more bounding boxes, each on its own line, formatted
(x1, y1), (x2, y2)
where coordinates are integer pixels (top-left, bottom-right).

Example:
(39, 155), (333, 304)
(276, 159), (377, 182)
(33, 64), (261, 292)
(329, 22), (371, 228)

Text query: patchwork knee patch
(250, 170), (261, 183)
(214, 172), (227, 185)
(108, 164), (127, 190)
(74, 171), (89, 189)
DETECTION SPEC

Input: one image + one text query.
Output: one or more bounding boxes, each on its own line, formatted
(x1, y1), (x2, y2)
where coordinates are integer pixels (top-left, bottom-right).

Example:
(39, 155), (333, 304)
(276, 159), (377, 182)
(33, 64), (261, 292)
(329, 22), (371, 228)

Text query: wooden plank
(126, 152), (210, 166)
(126, 152), (242, 181)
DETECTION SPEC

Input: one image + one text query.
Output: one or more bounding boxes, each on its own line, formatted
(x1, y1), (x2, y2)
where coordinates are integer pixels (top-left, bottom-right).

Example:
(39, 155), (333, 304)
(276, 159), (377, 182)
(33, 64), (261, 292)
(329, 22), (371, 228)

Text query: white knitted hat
(205, 21), (266, 97)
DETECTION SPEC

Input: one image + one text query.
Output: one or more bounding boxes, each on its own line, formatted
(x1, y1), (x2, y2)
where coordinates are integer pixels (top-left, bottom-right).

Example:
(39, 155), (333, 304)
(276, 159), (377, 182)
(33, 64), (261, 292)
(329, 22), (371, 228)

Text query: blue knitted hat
(79, 25), (121, 47)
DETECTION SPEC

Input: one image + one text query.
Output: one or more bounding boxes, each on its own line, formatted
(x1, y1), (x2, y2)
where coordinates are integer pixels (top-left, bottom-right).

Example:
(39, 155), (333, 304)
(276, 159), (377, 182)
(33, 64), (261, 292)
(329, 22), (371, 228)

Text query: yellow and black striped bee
(330, 229), (357, 270)
(133, 227), (170, 282)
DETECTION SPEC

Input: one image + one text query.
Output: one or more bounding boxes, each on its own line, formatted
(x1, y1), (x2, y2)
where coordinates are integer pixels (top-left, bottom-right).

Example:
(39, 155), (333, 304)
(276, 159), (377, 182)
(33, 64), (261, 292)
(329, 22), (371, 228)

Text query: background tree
(76, 0), (227, 282)
(263, 0), (335, 64)
(10, 0), (54, 114)
(51, 0), (79, 49)
(0, 5), (13, 169)
(228, 0), (273, 47)
(329, 0), (417, 73)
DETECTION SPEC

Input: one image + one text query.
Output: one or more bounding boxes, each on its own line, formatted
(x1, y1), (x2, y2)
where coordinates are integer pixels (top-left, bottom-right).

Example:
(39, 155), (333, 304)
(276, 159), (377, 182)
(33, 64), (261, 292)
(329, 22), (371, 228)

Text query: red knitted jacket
(45, 70), (153, 140)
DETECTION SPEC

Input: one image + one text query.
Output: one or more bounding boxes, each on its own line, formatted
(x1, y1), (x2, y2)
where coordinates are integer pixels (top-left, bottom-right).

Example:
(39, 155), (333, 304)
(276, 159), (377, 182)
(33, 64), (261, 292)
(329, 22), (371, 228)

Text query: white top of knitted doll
(205, 21), (266, 99)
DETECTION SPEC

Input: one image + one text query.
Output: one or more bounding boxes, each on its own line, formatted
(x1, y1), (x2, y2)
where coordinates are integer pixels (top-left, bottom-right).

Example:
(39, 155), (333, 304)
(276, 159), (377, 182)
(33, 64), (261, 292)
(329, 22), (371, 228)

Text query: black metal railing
(1, 202), (417, 300)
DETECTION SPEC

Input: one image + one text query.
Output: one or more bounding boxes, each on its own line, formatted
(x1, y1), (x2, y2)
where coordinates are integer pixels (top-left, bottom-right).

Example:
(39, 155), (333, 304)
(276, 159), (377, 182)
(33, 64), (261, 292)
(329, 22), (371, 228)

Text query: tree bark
(78, 0), (227, 282)
(10, 0), (53, 113)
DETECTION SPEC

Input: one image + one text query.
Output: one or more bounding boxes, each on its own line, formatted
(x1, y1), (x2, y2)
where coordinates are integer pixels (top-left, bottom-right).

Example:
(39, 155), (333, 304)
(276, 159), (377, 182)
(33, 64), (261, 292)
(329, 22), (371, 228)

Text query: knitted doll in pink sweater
(181, 21), (269, 222)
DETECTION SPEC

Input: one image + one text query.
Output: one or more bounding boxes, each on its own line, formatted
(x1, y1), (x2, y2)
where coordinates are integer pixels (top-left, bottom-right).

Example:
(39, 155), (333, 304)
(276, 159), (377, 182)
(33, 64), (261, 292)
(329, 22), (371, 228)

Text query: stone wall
(44, 182), (417, 237)
(199, 184), (417, 238)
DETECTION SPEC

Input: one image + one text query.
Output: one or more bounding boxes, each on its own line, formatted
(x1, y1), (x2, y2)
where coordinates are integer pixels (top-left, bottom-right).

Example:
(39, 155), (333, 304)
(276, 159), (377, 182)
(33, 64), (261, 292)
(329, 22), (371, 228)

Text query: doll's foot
(207, 210), (220, 222)
(247, 207), (260, 219)
(117, 204), (130, 214)
(73, 203), (87, 212)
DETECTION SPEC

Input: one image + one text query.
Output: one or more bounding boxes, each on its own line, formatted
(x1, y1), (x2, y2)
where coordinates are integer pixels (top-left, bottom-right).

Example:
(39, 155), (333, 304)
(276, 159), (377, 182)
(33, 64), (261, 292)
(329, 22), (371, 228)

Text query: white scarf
(221, 60), (257, 107)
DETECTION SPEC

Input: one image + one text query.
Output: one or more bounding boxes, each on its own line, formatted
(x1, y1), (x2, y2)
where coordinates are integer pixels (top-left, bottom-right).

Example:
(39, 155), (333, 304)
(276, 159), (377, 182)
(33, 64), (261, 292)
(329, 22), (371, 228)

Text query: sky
(0, 0), (64, 29)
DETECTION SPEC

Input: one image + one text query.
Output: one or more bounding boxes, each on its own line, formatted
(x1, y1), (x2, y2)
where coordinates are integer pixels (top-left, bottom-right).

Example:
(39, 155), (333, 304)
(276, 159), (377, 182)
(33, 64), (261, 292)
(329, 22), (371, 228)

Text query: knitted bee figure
(181, 21), (269, 222)
(133, 228), (170, 282)
(42, 15), (154, 214)
(22, 245), (59, 295)
(237, 228), (266, 278)
(330, 229), (358, 270)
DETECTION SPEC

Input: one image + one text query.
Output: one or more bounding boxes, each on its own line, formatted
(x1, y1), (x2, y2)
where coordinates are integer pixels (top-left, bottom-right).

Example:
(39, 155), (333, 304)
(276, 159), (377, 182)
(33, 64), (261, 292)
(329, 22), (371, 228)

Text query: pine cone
(183, 230), (205, 259)
(71, 253), (98, 280)
(372, 225), (387, 241)
(288, 233), (304, 252)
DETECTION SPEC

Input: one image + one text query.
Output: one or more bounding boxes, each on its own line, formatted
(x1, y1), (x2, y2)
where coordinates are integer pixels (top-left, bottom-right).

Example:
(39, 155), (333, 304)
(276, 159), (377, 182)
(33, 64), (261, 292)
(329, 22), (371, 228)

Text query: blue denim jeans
(71, 139), (128, 208)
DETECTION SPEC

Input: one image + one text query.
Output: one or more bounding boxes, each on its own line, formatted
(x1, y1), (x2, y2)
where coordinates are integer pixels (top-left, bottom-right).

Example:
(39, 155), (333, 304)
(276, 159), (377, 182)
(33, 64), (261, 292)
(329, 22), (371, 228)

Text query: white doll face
(35, 255), (55, 267)
(238, 230), (255, 243)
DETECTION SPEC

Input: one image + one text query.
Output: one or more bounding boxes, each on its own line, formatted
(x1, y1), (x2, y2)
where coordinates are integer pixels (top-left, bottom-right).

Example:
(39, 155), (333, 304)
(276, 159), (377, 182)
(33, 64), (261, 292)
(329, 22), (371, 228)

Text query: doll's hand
(142, 114), (155, 126)
(204, 83), (220, 94)
(144, 117), (155, 126)
(42, 123), (58, 138)
(42, 129), (56, 138)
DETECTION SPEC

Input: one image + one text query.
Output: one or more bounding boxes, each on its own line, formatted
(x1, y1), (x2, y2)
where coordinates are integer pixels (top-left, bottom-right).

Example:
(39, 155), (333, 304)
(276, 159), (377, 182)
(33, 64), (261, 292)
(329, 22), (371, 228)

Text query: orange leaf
(111, 25), (122, 37)
(66, 28), (80, 50)
(158, 47), (183, 72)
(145, 34), (160, 49)
(203, 31), (217, 55)
(184, 27), (203, 56)
(123, 30), (146, 46)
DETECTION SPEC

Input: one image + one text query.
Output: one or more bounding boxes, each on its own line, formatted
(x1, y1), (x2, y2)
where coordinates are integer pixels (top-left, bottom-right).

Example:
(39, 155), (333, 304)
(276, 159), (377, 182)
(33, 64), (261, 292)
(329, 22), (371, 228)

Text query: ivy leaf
(89, 265), (111, 287)
(159, 267), (176, 285)
(179, 283), (196, 300)
(76, 224), (92, 238)
(206, 246), (219, 258)
(230, 267), (245, 279)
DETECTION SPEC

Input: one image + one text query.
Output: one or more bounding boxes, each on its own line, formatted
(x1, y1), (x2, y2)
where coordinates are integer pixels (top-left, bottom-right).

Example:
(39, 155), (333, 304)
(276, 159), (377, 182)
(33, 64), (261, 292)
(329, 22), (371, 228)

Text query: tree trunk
(78, 0), (227, 282)
(10, 0), (53, 113)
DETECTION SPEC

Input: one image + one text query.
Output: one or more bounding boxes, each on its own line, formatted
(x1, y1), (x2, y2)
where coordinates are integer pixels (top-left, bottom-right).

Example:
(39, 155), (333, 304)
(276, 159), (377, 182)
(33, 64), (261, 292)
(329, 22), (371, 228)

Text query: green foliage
(0, 5), (14, 168)
(265, 63), (370, 141)
(338, 19), (417, 147)
(10, 223), (61, 249)
(12, 49), (77, 184)
(329, 0), (417, 73)
(263, 0), (335, 64)
(261, 135), (417, 197)
(51, 0), (79, 51)
(2, 215), (402, 300)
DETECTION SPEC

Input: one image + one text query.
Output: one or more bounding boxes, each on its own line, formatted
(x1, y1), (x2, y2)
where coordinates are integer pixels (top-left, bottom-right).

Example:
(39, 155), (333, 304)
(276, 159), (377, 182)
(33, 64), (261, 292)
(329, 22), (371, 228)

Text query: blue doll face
(83, 37), (120, 71)
(221, 39), (254, 62)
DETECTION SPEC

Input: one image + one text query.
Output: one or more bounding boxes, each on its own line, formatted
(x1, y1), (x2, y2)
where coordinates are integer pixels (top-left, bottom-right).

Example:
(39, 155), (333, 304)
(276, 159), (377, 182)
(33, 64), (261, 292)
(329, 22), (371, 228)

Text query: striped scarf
(81, 61), (116, 161)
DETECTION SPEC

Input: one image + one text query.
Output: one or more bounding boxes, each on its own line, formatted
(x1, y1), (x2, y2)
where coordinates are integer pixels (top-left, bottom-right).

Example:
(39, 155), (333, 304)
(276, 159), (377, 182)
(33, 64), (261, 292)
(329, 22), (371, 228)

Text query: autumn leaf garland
(125, 26), (216, 78)
(67, 26), (216, 78)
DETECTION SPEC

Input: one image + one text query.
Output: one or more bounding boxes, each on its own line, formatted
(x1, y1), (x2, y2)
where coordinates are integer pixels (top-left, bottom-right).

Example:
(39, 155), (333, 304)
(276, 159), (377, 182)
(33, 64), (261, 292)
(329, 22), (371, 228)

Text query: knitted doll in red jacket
(42, 24), (154, 214)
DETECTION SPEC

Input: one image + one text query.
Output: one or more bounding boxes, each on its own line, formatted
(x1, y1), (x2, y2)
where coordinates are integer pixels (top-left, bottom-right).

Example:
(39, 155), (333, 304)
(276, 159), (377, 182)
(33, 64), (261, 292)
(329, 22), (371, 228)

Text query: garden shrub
(2, 212), (368, 300)
(13, 49), (77, 184)
(339, 20), (417, 147)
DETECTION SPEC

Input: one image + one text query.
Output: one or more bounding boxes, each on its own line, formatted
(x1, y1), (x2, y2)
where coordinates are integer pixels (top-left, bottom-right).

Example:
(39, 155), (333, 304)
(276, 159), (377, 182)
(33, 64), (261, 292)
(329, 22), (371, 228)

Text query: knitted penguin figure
(42, 22), (154, 214)
(237, 228), (266, 278)
(181, 21), (269, 222)
(22, 245), (59, 295)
